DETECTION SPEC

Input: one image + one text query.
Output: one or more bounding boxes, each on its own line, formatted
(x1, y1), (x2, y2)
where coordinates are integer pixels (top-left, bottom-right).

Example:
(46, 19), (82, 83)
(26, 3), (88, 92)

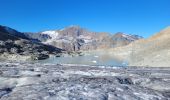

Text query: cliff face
(26, 26), (142, 51)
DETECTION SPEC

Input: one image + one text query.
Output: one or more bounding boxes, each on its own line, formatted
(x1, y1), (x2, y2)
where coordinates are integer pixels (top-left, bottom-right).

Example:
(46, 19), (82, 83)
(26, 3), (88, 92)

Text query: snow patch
(41, 31), (59, 39)
(122, 33), (142, 41)
(41, 31), (59, 43)
(84, 39), (93, 43)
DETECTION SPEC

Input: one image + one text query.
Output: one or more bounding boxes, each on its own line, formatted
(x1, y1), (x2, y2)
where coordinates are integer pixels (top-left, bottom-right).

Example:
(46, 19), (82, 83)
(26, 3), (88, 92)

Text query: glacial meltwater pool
(38, 52), (128, 66)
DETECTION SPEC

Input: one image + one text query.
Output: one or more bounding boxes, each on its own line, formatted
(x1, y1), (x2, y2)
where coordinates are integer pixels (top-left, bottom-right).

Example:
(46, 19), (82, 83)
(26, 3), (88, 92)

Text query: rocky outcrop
(26, 26), (142, 51)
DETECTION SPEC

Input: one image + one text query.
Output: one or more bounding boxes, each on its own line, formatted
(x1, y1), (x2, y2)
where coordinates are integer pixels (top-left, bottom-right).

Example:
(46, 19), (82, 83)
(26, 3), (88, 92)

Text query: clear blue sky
(0, 0), (170, 38)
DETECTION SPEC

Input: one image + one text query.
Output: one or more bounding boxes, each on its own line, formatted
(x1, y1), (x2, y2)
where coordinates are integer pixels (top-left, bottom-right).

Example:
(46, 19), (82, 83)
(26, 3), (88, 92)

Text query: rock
(0, 87), (13, 98)
(116, 77), (133, 85)
(10, 47), (19, 54)
(162, 91), (170, 98)
(31, 54), (49, 60)
(0, 70), (3, 75)
(0, 41), (5, 46)
(0, 62), (169, 99)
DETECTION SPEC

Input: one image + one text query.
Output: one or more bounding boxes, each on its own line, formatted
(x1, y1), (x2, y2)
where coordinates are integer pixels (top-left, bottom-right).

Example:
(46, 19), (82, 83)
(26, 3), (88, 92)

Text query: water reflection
(39, 52), (128, 66)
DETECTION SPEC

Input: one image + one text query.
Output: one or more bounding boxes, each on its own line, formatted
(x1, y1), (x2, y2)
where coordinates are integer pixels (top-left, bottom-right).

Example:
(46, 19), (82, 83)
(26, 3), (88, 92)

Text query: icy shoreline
(0, 62), (170, 100)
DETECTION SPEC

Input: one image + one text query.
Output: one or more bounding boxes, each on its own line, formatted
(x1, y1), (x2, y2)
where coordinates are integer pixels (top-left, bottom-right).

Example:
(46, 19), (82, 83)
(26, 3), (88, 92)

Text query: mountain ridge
(0, 25), (62, 61)
(25, 25), (142, 51)
(110, 26), (170, 67)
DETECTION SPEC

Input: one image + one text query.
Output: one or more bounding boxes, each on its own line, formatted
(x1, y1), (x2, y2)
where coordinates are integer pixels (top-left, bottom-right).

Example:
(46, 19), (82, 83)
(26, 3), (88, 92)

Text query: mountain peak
(68, 25), (81, 28)
(0, 25), (28, 40)
(61, 25), (81, 30)
(114, 32), (124, 36)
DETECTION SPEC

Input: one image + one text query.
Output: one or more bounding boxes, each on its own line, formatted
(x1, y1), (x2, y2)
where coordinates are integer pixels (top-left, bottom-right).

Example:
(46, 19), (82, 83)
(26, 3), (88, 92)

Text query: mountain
(0, 25), (28, 40)
(0, 25), (142, 60)
(129, 26), (170, 67)
(26, 26), (142, 51)
(111, 26), (170, 67)
(111, 32), (143, 47)
(0, 25), (62, 61)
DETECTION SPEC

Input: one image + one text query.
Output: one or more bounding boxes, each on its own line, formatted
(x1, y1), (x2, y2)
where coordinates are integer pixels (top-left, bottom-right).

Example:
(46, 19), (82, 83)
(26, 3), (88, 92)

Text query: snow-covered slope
(41, 31), (59, 43)
(41, 31), (59, 39)
(122, 34), (143, 41)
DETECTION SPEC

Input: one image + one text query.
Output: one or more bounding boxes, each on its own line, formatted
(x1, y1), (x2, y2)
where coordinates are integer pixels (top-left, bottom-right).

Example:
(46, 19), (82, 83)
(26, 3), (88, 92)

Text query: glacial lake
(39, 52), (128, 67)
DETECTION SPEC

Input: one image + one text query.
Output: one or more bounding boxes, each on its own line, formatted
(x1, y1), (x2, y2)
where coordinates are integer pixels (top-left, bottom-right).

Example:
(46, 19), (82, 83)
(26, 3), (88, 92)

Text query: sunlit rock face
(126, 26), (170, 67)
(111, 32), (143, 47)
(0, 62), (170, 100)
(26, 26), (142, 51)
(99, 26), (170, 67)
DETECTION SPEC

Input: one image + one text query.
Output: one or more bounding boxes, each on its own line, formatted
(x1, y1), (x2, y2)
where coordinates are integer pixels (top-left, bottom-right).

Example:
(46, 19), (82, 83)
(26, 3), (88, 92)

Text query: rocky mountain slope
(128, 26), (170, 67)
(0, 26), (28, 41)
(111, 32), (143, 47)
(25, 26), (142, 51)
(110, 26), (170, 67)
(0, 25), (62, 61)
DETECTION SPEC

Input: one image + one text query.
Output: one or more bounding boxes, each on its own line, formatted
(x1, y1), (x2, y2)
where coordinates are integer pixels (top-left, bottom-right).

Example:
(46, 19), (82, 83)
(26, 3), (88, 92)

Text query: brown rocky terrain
(110, 26), (170, 67)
